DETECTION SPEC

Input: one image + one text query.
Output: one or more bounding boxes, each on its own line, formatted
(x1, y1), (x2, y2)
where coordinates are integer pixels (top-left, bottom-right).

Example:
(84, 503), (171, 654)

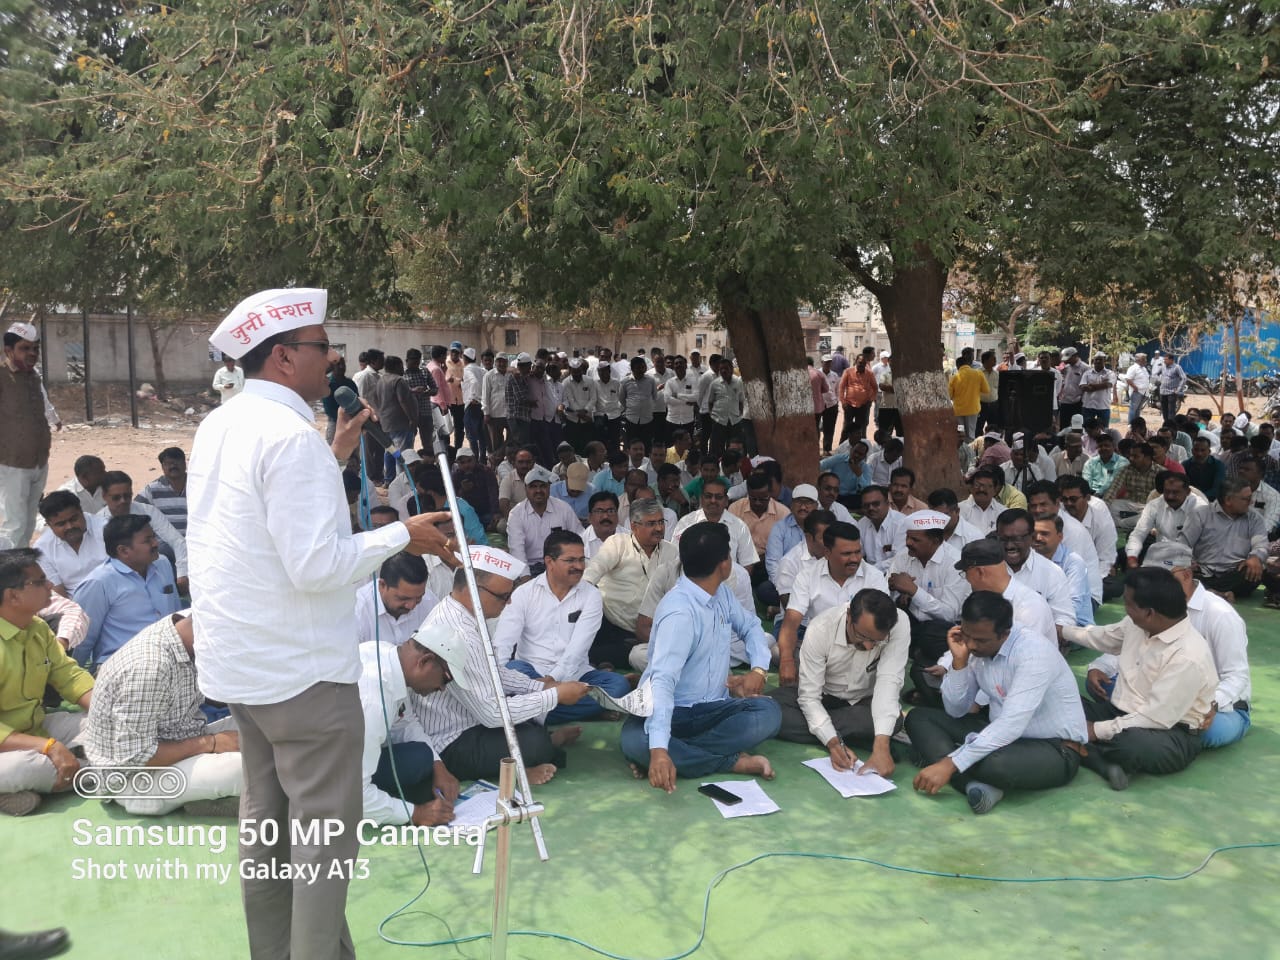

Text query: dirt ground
(45, 380), (211, 490)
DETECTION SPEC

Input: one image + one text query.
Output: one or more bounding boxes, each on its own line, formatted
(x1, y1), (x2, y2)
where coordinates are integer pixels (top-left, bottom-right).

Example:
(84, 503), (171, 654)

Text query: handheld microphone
(333, 386), (394, 451)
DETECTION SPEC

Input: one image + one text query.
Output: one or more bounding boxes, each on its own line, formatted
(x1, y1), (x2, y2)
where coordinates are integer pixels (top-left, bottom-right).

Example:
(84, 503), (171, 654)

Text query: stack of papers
(699, 780), (780, 819)
(587, 678), (654, 716)
(802, 757), (896, 797)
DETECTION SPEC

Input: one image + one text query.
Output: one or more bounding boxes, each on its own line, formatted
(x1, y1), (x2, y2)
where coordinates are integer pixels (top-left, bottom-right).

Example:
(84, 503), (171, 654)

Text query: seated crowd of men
(0, 342), (1270, 825)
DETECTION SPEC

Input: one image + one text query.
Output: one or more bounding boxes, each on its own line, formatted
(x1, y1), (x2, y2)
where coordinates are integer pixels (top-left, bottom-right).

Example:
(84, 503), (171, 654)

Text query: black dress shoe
(0, 927), (70, 960)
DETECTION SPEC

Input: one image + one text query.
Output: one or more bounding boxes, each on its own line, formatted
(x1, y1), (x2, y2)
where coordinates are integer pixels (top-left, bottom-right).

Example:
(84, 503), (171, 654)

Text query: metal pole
(435, 452), (549, 860)
(82, 307), (93, 422)
(126, 304), (139, 428)
(491, 758), (515, 960)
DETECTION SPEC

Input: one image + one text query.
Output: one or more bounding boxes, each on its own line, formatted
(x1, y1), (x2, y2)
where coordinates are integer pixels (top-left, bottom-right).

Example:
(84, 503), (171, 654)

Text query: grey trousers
(0, 712), (84, 795)
(230, 682), (364, 960)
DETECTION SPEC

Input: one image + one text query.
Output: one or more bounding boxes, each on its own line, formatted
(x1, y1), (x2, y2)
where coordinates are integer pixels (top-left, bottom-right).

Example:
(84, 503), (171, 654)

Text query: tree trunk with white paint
(716, 274), (819, 487)
(845, 245), (964, 496)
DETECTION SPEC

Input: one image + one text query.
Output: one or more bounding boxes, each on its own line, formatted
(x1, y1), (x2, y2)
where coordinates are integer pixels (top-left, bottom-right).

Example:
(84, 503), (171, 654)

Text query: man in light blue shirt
(820, 440), (873, 500)
(620, 522), (780, 792)
(73, 514), (181, 670)
(1032, 516), (1094, 626)
(905, 591), (1087, 815)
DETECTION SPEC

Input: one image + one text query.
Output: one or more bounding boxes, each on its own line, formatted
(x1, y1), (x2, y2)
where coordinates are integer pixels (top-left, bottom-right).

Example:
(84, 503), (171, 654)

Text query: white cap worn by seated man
(791, 484), (819, 502)
(907, 510), (950, 531)
(525, 465), (556, 486)
(7, 321), (38, 342)
(209, 287), (328, 359)
(410, 622), (473, 691)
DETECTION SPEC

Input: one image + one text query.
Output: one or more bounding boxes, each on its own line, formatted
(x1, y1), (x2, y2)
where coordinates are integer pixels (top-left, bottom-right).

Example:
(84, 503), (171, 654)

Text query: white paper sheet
(700, 779), (780, 818)
(801, 756), (897, 797)
(450, 787), (527, 826)
(587, 677), (654, 716)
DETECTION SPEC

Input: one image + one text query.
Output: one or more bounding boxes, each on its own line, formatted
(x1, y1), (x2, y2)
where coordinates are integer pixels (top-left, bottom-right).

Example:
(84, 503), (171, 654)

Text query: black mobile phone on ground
(698, 783), (743, 805)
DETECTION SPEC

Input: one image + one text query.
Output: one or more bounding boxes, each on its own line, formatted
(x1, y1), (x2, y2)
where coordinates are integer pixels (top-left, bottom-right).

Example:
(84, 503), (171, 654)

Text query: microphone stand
(436, 454), (548, 960)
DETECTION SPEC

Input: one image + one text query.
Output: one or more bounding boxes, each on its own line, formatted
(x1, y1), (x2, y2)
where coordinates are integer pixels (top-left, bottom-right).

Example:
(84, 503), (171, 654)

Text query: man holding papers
(621, 522), (780, 793)
(767, 589), (907, 778)
(906, 591), (1088, 814)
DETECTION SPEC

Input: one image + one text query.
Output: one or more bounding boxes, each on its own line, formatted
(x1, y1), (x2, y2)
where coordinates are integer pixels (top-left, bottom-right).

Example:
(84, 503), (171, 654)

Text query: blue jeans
(384, 428), (417, 480)
(1201, 705), (1250, 749)
(1086, 406), (1111, 429)
(507, 659), (632, 724)
(371, 740), (437, 805)
(1127, 392), (1147, 426)
(619, 698), (782, 779)
(464, 404), (487, 462)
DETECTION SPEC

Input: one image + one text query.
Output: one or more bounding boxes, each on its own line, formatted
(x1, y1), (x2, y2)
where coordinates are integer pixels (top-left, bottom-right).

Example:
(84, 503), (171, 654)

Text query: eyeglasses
(22, 578), (51, 588)
(634, 519), (666, 528)
(590, 507), (618, 516)
(282, 340), (333, 353)
(845, 617), (886, 650)
(480, 584), (514, 604)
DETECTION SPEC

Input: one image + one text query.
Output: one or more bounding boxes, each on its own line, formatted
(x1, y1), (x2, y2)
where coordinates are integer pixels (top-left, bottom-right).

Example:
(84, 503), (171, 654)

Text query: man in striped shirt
(412, 547), (590, 786)
(135, 447), (189, 535)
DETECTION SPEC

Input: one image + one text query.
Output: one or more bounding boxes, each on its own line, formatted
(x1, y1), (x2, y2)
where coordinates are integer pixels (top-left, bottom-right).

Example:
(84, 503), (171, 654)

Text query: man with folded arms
(622, 522), (780, 791)
(907, 591), (1089, 815)
(84, 610), (242, 816)
(1062, 568), (1217, 789)
(768, 589), (906, 779)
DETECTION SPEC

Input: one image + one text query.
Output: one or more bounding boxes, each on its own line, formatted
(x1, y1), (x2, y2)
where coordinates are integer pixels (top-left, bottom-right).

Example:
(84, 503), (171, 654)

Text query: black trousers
(767, 686), (901, 747)
(876, 407), (903, 437)
(564, 419), (594, 455)
(590, 617), (637, 669)
(841, 403), (872, 444)
(906, 614), (954, 707)
(818, 407), (838, 453)
(1201, 569), (1262, 599)
(1079, 699), (1202, 776)
(904, 707), (1081, 793)
(440, 722), (567, 781)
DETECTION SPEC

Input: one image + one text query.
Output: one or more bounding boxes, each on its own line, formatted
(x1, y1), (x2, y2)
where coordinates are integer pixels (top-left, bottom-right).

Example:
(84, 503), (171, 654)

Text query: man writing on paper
(621, 522), (780, 792)
(767, 588), (907, 778)
(189, 288), (455, 960)
(906, 592), (1089, 815)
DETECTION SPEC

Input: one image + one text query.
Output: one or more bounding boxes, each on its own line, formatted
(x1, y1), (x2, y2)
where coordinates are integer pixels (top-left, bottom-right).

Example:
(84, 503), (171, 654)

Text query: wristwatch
(750, 667), (768, 678)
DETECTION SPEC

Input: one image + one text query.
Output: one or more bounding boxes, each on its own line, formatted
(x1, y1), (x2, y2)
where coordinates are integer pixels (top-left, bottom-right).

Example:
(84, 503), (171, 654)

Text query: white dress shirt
(1009, 551), (1075, 628)
(413, 596), (558, 752)
(462, 362), (486, 406)
(1088, 581), (1250, 711)
(482, 368), (509, 418)
(492, 574), (604, 681)
(798, 604), (911, 744)
(353, 577), (439, 647)
(776, 542), (822, 599)
(887, 541), (969, 622)
(357, 642), (434, 825)
(505, 497), (582, 566)
(787, 559), (890, 625)
(1076, 496), (1119, 583)
(944, 517), (985, 551)
(595, 378), (623, 419)
(856, 510), (907, 572)
(34, 513), (108, 592)
(672, 509), (759, 566)
(959, 497), (1003, 534)
(189, 379), (410, 705)
(664, 373), (700, 425)
(212, 365), (246, 403)
(1125, 497), (1205, 558)
(1062, 616), (1218, 739)
(1059, 511), (1102, 602)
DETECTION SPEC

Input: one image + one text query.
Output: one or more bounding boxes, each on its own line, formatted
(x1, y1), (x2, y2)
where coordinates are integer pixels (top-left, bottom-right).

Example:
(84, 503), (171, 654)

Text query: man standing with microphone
(187, 288), (454, 960)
